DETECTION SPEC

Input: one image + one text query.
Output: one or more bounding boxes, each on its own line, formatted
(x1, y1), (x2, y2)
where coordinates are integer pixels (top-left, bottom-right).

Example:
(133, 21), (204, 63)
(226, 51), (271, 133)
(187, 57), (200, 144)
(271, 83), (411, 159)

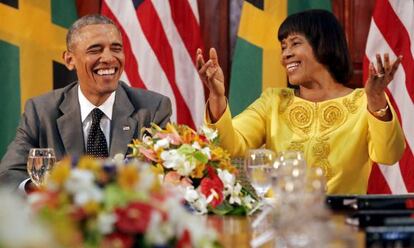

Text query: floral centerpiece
(128, 123), (257, 215)
(28, 157), (220, 248)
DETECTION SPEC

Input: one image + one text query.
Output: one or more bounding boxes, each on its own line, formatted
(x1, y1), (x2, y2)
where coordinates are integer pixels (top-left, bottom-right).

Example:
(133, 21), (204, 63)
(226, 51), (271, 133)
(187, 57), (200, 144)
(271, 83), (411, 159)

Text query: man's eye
(112, 47), (123, 52)
(88, 49), (100, 54)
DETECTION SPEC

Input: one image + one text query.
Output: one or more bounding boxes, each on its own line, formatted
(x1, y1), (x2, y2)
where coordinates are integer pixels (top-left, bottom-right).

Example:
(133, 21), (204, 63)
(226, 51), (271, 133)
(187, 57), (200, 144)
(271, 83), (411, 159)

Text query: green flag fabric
(0, 0), (78, 157)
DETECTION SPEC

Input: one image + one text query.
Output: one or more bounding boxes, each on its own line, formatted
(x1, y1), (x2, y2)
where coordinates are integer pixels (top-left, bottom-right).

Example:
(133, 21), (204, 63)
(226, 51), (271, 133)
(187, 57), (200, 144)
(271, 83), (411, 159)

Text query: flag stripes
(365, 0), (414, 194)
(102, 0), (205, 129)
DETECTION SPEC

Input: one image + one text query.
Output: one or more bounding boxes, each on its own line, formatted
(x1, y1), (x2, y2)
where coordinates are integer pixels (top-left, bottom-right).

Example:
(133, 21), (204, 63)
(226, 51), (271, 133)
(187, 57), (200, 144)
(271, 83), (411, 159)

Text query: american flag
(101, 0), (205, 129)
(365, 0), (414, 194)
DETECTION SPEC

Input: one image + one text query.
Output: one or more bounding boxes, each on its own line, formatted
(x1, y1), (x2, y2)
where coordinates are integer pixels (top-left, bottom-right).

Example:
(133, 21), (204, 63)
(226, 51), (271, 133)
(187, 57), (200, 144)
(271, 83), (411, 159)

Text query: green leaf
(193, 151), (208, 164)
(103, 184), (129, 210)
(177, 144), (195, 154)
(208, 201), (233, 215)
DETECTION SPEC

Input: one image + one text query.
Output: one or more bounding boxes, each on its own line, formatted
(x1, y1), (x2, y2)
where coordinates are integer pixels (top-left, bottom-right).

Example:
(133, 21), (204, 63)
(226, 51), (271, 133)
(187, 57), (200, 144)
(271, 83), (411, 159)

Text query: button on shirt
(78, 86), (115, 150)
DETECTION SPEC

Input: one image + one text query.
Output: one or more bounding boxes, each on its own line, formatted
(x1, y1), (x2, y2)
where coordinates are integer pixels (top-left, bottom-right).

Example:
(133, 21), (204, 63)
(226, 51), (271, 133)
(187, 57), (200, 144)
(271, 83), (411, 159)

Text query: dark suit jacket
(0, 81), (171, 188)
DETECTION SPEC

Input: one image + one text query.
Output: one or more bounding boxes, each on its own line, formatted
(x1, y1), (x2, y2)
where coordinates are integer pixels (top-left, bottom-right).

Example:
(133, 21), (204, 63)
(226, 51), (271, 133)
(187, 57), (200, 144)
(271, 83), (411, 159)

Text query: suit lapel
(56, 84), (85, 156)
(109, 85), (137, 157)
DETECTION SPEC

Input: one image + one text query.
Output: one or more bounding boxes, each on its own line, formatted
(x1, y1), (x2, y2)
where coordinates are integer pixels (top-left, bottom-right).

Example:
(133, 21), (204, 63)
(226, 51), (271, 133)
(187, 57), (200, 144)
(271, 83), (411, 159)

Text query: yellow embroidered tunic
(206, 88), (405, 194)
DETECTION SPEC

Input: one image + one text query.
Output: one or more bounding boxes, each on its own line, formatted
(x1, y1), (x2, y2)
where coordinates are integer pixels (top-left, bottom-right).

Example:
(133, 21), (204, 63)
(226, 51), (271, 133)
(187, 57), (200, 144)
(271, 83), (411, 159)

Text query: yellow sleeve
(204, 89), (274, 157)
(367, 99), (405, 164)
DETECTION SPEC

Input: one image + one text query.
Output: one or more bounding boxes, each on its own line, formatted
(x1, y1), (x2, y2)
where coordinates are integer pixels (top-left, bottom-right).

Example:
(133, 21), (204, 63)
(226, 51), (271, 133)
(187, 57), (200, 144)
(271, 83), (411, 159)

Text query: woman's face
(280, 33), (326, 86)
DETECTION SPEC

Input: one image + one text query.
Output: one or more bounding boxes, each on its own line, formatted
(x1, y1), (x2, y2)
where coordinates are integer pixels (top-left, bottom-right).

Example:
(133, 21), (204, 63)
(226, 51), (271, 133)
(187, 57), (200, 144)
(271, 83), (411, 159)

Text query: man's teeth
(286, 62), (299, 72)
(96, 68), (116, 75)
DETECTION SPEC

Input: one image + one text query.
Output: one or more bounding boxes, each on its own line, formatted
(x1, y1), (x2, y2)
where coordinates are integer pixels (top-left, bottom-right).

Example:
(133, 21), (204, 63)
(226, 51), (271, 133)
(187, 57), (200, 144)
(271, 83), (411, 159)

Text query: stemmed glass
(27, 148), (56, 187)
(245, 149), (276, 200)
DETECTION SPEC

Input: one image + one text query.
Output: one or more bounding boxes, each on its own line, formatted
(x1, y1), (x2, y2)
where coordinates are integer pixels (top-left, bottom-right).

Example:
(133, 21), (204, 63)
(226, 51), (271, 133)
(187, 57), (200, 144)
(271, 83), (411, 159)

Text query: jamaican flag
(0, 0), (78, 157)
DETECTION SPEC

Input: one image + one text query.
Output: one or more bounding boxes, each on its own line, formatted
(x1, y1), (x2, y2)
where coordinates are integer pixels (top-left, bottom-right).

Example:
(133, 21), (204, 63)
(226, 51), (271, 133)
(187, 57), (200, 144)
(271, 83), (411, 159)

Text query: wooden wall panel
(198, 0), (230, 94)
(332, 0), (376, 88)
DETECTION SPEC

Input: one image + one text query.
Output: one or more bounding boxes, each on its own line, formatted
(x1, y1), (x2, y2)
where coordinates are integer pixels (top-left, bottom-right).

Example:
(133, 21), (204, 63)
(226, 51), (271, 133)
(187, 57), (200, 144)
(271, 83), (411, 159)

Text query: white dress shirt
(78, 86), (115, 148)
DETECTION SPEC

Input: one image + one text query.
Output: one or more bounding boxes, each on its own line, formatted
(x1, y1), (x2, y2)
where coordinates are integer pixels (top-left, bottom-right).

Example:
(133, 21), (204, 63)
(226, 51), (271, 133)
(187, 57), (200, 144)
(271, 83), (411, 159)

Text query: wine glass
(245, 149), (276, 200)
(27, 148), (56, 187)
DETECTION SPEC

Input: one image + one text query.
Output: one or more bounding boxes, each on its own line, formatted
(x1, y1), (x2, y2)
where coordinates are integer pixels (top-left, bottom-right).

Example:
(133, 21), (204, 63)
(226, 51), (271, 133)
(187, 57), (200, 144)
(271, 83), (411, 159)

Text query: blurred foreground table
(208, 212), (364, 247)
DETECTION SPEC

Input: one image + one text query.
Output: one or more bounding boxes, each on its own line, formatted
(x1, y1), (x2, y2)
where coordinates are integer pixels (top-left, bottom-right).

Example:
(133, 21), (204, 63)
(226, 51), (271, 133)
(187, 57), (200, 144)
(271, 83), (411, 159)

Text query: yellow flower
(117, 165), (140, 189)
(191, 163), (206, 178)
(48, 158), (71, 186)
(77, 157), (101, 174)
(152, 163), (164, 175)
(83, 200), (100, 215)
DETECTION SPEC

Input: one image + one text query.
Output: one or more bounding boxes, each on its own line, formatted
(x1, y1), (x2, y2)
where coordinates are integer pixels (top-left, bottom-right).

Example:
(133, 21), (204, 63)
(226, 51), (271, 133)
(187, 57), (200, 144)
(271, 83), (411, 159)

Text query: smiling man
(0, 15), (172, 190)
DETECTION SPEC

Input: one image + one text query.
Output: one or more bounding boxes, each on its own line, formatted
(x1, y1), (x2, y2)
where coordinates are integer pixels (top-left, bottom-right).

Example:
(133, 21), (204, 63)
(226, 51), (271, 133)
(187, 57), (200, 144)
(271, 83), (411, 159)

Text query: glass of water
(245, 149), (276, 199)
(27, 148), (56, 187)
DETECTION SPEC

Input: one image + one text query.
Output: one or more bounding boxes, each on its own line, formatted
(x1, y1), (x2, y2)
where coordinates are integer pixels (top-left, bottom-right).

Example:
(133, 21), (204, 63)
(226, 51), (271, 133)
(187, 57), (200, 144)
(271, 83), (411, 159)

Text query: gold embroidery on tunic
(279, 89), (294, 114)
(319, 102), (346, 133)
(287, 140), (306, 152)
(286, 102), (314, 134)
(343, 89), (364, 114)
(312, 137), (332, 180)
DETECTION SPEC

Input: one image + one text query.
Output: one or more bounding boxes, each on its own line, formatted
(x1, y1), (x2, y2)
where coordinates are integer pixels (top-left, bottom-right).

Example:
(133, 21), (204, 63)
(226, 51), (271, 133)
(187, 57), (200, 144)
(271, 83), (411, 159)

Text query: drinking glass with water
(245, 149), (276, 199)
(27, 148), (56, 187)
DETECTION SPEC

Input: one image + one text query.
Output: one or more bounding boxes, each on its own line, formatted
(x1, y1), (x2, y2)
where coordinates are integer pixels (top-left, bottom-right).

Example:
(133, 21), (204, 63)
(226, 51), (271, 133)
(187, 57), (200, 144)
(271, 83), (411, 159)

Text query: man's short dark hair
(66, 14), (118, 51)
(278, 9), (353, 85)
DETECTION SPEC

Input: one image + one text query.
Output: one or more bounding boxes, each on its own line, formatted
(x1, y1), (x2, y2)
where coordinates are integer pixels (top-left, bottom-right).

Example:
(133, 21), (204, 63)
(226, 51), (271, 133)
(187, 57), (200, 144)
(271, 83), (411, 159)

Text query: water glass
(245, 149), (276, 199)
(27, 148), (56, 187)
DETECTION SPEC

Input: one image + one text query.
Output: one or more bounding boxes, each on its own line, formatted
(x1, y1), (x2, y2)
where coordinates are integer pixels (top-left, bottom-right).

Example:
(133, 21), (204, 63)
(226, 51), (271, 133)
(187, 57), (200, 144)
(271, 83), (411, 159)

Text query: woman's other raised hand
(196, 48), (227, 122)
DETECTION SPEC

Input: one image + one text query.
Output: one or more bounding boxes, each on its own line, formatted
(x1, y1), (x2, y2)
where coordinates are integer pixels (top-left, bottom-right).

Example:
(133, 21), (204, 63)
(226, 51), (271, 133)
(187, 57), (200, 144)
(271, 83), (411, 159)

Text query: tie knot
(91, 108), (104, 124)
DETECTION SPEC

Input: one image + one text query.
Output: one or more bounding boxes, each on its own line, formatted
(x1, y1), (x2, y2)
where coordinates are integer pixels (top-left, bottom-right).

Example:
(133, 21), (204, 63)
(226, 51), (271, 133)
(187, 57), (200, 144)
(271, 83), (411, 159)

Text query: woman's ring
(377, 73), (385, 78)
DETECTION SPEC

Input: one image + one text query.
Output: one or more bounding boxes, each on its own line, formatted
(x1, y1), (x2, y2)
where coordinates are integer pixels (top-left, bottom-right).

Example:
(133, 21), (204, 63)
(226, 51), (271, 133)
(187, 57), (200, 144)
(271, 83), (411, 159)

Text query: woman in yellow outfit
(196, 9), (405, 194)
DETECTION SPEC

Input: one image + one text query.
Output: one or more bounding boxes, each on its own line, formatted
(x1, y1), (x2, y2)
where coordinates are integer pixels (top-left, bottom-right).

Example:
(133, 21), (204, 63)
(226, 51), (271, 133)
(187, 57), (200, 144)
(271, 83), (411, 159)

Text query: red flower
(115, 202), (153, 233)
(101, 232), (134, 248)
(177, 229), (192, 248)
(200, 166), (224, 208)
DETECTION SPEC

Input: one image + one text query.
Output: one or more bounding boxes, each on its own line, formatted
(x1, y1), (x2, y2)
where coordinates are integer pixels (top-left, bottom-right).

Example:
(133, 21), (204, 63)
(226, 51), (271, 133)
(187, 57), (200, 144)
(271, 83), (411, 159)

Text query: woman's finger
(368, 62), (376, 80)
(390, 55), (402, 76)
(196, 48), (205, 70)
(209, 48), (219, 66)
(198, 60), (212, 75)
(376, 54), (385, 76)
(383, 53), (391, 73)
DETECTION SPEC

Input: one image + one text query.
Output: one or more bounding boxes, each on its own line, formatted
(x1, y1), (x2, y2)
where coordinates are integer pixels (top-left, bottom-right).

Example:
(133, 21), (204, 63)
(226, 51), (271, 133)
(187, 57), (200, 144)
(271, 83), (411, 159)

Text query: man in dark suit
(0, 14), (171, 189)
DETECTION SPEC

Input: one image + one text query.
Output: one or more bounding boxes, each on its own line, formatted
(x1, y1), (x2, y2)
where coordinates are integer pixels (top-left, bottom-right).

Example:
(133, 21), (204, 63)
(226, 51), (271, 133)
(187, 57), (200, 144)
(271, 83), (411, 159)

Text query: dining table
(207, 211), (364, 247)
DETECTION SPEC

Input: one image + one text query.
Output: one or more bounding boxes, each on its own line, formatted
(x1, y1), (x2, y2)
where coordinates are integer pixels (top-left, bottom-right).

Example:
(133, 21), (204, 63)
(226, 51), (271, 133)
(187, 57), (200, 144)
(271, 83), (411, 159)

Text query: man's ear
(63, 51), (75, 70)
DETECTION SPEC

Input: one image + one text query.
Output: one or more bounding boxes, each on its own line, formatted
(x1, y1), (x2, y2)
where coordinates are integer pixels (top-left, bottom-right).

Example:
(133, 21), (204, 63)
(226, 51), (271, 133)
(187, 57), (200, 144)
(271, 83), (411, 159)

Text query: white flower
(201, 147), (211, 159)
(136, 166), (157, 192)
(192, 141), (201, 150)
(229, 183), (242, 205)
(176, 159), (196, 176)
(65, 169), (94, 192)
(242, 194), (256, 209)
(154, 138), (170, 151)
(142, 134), (154, 145)
(190, 192), (209, 215)
(97, 212), (116, 235)
(217, 169), (235, 188)
(160, 150), (184, 169)
(64, 169), (103, 205)
(145, 211), (174, 245)
(200, 125), (218, 141)
(184, 186), (200, 203)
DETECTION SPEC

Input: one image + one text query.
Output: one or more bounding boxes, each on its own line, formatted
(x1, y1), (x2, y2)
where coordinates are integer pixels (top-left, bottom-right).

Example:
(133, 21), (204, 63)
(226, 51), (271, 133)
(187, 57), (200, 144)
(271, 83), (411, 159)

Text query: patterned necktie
(86, 108), (109, 158)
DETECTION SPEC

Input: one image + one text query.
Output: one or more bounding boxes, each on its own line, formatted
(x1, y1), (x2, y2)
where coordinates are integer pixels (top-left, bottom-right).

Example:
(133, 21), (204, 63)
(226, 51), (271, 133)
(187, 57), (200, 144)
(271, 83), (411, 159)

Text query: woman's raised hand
(196, 48), (226, 98)
(196, 48), (227, 122)
(365, 53), (402, 120)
